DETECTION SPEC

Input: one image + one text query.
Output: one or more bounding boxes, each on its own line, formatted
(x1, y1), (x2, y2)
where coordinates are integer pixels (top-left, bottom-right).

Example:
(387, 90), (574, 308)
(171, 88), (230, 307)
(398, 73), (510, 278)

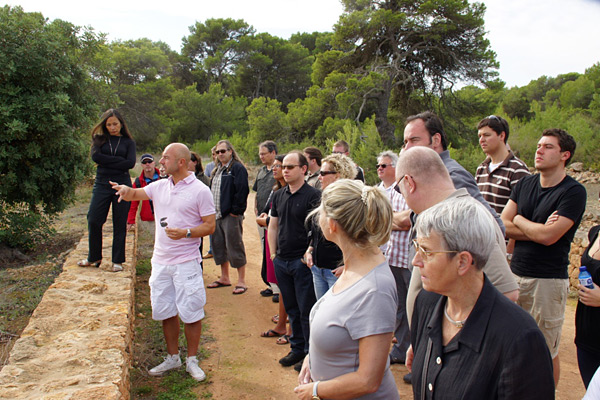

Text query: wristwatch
(185, 229), (192, 238)
(312, 381), (321, 400)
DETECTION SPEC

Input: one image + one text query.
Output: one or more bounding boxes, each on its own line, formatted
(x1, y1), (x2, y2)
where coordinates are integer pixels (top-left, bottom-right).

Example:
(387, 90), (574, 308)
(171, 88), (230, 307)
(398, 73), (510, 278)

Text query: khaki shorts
(514, 274), (568, 358)
(213, 214), (247, 268)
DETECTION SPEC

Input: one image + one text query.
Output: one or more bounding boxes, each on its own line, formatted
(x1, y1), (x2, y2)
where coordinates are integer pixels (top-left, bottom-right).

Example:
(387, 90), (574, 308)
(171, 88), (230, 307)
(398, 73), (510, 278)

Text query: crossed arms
(501, 200), (575, 246)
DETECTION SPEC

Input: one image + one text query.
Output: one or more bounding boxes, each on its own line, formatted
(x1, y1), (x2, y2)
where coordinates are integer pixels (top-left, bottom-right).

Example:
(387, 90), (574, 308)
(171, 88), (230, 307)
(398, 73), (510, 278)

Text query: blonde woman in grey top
(295, 179), (400, 400)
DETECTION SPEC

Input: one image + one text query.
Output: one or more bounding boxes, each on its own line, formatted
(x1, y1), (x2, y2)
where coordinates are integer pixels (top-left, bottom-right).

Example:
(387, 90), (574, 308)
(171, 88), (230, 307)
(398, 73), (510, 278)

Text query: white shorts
(149, 258), (206, 324)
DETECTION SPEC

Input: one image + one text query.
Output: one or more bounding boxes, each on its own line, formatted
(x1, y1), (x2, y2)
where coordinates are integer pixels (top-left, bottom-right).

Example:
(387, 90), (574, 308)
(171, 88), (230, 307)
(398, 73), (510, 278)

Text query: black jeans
(87, 176), (131, 264)
(389, 266), (411, 362)
(577, 346), (600, 388)
(274, 257), (316, 355)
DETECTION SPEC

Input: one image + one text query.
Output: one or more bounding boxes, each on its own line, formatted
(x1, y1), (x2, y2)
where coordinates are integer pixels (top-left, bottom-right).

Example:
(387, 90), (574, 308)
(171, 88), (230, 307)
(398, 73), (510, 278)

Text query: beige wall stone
(0, 218), (137, 400)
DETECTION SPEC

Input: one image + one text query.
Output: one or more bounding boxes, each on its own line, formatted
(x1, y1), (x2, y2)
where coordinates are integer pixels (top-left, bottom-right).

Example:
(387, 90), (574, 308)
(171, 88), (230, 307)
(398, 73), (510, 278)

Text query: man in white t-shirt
(111, 143), (216, 382)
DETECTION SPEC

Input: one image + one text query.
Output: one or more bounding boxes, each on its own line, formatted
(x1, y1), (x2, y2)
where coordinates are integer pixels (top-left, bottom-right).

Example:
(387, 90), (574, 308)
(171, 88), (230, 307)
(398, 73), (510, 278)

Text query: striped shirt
(475, 151), (530, 214)
(379, 182), (410, 269)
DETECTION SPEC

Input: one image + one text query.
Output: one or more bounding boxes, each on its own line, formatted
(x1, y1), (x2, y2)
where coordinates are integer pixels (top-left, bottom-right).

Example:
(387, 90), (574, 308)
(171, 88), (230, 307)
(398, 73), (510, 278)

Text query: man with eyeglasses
(397, 146), (518, 385)
(268, 151), (321, 370)
(253, 141), (277, 297)
(475, 115), (530, 215)
(403, 111), (505, 234)
(332, 140), (365, 182)
(207, 140), (250, 295)
(377, 151), (412, 366)
(127, 153), (160, 236)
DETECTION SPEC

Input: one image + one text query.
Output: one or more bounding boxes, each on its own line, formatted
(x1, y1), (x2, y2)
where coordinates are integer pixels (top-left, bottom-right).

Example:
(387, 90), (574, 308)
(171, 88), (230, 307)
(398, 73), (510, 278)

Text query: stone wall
(0, 223), (137, 400)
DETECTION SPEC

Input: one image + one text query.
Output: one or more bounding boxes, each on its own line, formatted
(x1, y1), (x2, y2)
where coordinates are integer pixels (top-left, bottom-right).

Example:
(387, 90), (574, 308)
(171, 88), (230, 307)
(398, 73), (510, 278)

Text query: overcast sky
(7, 0), (600, 87)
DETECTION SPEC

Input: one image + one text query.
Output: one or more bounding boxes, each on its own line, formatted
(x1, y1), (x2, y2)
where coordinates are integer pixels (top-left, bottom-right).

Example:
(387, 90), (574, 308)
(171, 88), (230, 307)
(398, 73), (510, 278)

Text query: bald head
(166, 143), (191, 163)
(396, 147), (455, 213)
(396, 146), (451, 184)
(161, 143), (191, 177)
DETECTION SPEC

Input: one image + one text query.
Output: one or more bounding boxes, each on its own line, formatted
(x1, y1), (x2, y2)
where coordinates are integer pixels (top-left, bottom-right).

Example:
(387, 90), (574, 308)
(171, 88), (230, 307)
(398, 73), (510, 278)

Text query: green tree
(0, 6), (98, 214)
(182, 18), (255, 91)
(165, 83), (248, 144)
(234, 33), (313, 106)
(246, 97), (290, 144)
(331, 0), (498, 145)
(290, 31), (334, 55)
(559, 76), (595, 109)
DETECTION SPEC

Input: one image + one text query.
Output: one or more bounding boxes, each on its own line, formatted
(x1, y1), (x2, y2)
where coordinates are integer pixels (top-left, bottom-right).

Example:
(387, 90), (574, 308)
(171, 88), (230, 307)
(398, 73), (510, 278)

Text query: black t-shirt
(510, 174), (586, 279)
(271, 183), (321, 260)
(575, 225), (600, 356)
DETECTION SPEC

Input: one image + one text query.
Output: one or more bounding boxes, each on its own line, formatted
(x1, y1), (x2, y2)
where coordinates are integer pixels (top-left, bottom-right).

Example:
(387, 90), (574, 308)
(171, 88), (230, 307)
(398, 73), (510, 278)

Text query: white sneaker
(111, 263), (123, 272)
(186, 356), (206, 381)
(148, 354), (181, 376)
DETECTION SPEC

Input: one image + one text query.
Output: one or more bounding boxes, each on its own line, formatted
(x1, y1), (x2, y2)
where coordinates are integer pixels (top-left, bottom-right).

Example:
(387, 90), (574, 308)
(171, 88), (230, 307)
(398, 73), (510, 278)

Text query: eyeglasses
(412, 239), (457, 261)
(376, 164), (393, 169)
(319, 170), (337, 176)
(281, 164), (300, 170)
(141, 160), (153, 164)
(393, 175), (409, 194)
(215, 149), (229, 154)
(487, 115), (500, 121)
(332, 151), (346, 155)
(272, 164), (282, 169)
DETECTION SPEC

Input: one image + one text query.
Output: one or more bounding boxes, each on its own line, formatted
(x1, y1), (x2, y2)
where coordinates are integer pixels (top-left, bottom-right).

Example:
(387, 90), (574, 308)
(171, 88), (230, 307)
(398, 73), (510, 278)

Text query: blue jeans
(311, 266), (338, 299)
(274, 257), (316, 355)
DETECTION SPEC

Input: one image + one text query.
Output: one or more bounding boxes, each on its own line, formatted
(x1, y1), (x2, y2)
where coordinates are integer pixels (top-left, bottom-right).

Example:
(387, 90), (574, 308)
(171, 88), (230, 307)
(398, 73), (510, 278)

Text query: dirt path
(196, 193), (586, 399)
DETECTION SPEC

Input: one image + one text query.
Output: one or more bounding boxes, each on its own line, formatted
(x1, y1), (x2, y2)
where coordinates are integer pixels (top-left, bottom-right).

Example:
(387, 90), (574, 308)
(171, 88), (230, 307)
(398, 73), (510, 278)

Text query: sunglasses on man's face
(141, 160), (153, 164)
(281, 164), (300, 170)
(215, 149), (228, 154)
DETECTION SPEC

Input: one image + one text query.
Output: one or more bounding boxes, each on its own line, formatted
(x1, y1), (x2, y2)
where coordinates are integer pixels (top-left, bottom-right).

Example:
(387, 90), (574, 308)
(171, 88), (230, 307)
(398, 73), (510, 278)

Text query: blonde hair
(312, 179), (392, 248)
(321, 154), (356, 180)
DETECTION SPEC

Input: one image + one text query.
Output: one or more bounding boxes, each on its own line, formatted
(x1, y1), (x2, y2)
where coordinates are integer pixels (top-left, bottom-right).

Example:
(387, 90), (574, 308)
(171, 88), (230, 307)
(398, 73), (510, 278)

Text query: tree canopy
(0, 6), (99, 214)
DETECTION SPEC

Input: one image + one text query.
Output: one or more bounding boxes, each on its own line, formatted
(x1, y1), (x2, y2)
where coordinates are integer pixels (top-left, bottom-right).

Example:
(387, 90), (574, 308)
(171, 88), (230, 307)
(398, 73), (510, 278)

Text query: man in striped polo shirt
(475, 115), (530, 215)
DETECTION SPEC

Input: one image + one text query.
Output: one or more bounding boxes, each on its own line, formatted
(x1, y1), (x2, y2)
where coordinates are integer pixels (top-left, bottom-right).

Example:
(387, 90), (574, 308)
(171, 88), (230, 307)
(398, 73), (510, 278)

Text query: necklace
(444, 303), (467, 329)
(109, 136), (122, 156)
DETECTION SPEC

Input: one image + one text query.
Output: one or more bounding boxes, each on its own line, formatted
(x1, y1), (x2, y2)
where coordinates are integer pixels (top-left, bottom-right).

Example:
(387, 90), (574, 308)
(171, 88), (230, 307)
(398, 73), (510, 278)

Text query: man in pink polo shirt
(111, 143), (215, 381)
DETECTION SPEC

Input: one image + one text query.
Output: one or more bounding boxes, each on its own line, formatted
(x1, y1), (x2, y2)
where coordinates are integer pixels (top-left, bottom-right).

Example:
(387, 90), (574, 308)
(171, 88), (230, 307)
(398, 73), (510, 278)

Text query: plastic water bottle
(579, 266), (595, 289)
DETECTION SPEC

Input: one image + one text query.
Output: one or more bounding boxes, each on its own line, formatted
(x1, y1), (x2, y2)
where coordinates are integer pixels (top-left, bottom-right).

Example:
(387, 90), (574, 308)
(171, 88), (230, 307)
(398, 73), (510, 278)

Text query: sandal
(78, 259), (101, 268)
(261, 329), (285, 338)
(276, 335), (290, 345)
(110, 264), (123, 272)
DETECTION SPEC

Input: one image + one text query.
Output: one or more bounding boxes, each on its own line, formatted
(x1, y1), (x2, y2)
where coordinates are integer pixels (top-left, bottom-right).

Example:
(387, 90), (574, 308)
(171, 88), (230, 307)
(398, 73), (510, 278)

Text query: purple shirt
(144, 172), (215, 265)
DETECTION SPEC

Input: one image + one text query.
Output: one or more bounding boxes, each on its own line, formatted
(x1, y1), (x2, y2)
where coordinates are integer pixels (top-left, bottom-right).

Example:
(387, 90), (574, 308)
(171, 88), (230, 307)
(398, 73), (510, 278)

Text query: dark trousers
(389, 265), (411, 362)
(87, 177), (131, 264)
(274, 257), (316, 355)
(577, 346), (600, 388)
(261, 235), (269, 286)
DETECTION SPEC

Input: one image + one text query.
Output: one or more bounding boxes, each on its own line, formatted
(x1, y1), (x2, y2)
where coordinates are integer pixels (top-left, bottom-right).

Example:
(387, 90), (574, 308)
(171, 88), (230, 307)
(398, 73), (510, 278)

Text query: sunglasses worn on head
(141, 160), (153, 164)
(281, 164), (300, 170)
(215, 149), (228, 154)
(319, 170), (336, 176)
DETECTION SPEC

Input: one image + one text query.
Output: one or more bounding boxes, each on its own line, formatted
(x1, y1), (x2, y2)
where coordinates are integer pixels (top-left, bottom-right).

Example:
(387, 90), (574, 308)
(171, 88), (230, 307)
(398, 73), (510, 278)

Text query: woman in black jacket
(78, 109), (136, 272)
